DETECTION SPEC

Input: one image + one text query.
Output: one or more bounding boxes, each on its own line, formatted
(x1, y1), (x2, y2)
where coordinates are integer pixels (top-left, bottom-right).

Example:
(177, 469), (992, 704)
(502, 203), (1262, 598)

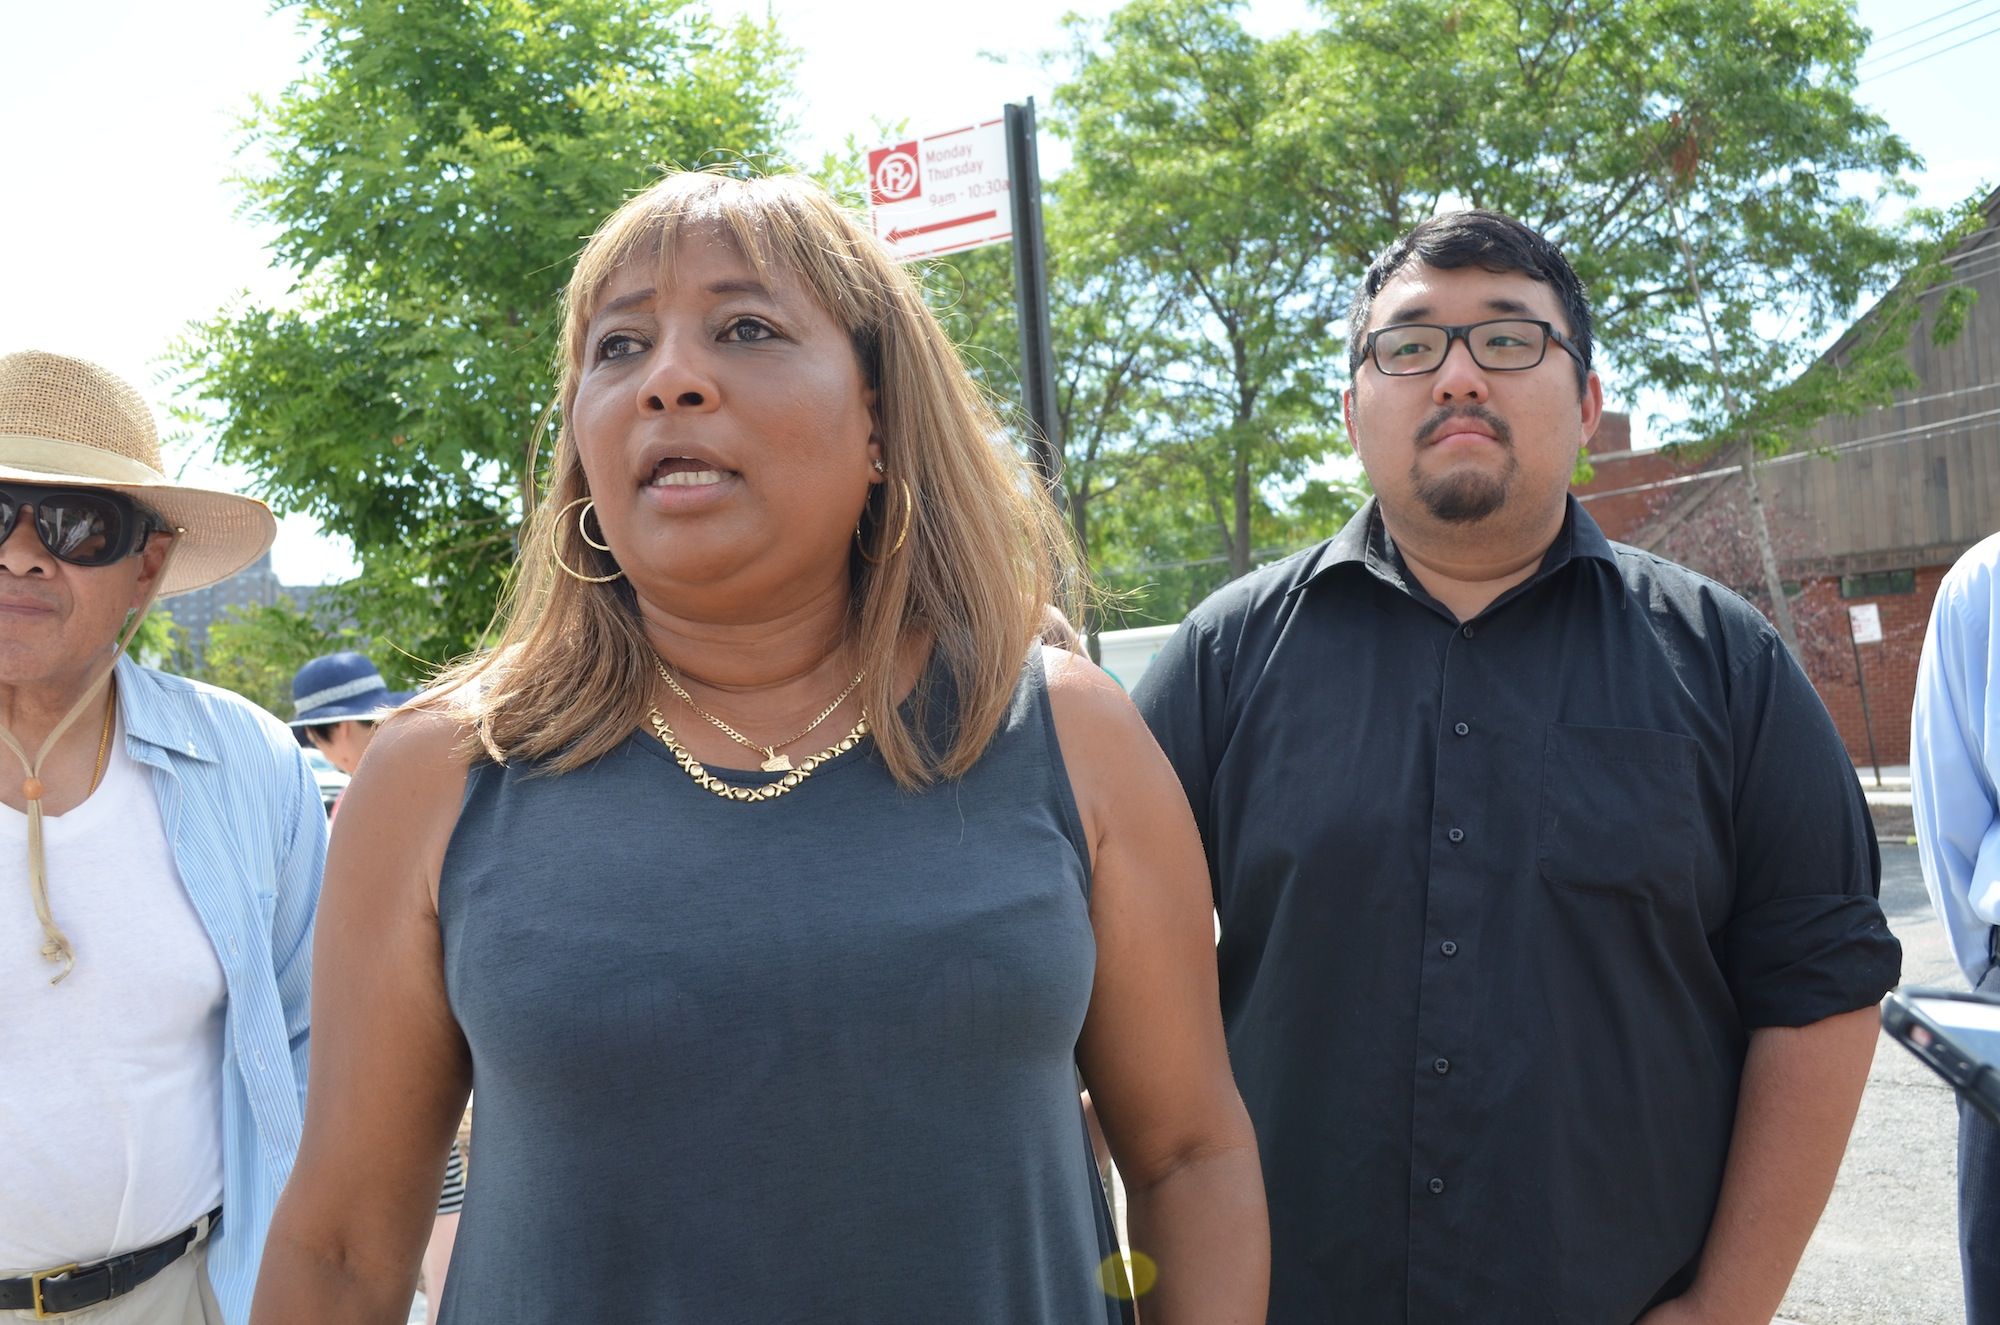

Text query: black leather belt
(0, 1208), (220, 1319)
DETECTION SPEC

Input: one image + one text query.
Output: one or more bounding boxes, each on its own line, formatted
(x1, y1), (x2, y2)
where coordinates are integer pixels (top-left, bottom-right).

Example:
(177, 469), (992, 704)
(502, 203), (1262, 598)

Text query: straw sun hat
(0, 349), (276, 594)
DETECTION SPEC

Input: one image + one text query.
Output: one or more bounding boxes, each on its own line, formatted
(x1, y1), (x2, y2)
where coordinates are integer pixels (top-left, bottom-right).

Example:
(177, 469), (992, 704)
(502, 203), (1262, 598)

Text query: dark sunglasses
(0, 482), (169, 568)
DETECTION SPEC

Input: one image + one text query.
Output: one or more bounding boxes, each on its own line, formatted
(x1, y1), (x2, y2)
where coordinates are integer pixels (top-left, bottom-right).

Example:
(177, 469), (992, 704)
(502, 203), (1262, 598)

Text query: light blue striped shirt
(114, 657), (325, 1323)
(1913, 532), (2000, 987)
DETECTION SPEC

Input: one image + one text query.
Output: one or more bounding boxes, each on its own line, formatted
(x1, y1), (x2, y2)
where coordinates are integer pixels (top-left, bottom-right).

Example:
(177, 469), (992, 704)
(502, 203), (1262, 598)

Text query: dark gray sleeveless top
(436, 651), (1127, 1323)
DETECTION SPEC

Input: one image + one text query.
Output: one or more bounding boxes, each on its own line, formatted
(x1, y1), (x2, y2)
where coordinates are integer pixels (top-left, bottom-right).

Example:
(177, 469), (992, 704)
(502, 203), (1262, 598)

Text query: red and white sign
(1849, 603), (1883, 644)
(865, 117), (1012, 263)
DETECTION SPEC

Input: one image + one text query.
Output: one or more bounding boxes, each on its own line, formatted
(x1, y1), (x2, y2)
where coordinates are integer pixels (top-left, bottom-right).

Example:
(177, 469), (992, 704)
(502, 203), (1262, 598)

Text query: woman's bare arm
(1048, 647), (1269, 1325)
(251, 711), (474, 1323)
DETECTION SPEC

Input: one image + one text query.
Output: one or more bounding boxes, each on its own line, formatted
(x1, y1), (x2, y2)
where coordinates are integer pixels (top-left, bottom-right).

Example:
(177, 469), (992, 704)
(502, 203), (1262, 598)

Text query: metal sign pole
(1850, 632), (1883, 789)
(1004, 98), (1064, 511)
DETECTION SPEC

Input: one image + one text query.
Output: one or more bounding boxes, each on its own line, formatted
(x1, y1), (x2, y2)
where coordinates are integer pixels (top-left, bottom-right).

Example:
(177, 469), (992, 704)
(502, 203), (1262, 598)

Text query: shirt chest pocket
(1538, 723), (1700, 902)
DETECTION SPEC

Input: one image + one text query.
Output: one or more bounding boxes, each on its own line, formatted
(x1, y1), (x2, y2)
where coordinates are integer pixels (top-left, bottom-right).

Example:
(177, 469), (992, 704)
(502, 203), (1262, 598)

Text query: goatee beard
(1413, 467), (1513, 522)
(1410, 404), (1516, 523)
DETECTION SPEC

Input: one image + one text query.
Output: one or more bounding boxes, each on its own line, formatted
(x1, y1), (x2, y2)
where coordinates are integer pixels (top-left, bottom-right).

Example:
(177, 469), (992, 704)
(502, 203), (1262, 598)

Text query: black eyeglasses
(1360, 319), (1587, 377)
(0, 482), (168, 567)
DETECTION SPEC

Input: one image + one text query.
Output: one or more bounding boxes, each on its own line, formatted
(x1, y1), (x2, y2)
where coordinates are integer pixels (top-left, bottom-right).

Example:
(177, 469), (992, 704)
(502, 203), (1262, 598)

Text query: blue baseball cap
(288, 652), (414, 745)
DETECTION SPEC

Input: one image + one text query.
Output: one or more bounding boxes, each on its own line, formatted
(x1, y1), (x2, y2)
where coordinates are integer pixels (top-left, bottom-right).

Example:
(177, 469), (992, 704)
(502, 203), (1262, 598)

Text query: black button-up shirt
(1132, 498), (1902, 1325)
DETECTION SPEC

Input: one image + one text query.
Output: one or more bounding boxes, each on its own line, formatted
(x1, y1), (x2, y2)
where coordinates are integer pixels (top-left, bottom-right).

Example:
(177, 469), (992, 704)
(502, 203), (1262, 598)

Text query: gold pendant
(760, 753), (794, 773)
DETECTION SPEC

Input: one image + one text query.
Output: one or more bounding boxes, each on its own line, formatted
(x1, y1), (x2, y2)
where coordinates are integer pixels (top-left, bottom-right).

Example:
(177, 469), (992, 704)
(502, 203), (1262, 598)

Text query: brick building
(1574, 188), (2000, 764)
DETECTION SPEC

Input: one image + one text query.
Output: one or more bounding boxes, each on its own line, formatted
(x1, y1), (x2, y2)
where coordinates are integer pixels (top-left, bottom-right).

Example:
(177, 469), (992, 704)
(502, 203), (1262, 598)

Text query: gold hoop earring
(549, 496), (624, 583)
(856, 480), (914, 565)
(578, 499), (613, 552)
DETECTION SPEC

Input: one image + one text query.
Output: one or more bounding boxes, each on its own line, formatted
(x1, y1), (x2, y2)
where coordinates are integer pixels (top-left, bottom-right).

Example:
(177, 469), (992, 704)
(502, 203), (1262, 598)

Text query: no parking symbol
(868, 142), (922, 206)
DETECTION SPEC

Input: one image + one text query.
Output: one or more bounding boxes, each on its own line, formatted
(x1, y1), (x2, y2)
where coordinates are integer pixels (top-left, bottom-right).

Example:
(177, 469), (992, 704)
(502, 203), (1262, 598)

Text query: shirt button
(1447, 827), (1465, 844)
(1440, 940), (1458, 957)
(1428, 1177), (1446, 1195)
(1454, 722), (1470, 737)
(1434, 1057), (1451, 1075)
(1461, 624), (1475, 639)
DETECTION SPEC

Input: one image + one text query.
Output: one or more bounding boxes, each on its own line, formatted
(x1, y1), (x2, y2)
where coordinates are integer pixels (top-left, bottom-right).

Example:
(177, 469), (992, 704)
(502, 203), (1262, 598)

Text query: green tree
(926, 193), (1185, 633)
(199, 601), (353, 719)
(175, 0), (799, 667)
(1278, 0), (1947, 647)
(1088, 463), (1363, 626)
(1644, 190), (1981, 651)
(1039, 0), (1940, 626)
(1278, 0), (1923, 358)
(125, 608), (194, 674)
(1055, 0), (1348, 583)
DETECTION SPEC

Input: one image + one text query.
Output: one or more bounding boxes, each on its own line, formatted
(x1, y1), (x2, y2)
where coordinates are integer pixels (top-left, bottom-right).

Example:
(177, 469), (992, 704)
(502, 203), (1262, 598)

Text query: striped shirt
(1915, 530), (2000, 986)
(110, 657), (325, 1322)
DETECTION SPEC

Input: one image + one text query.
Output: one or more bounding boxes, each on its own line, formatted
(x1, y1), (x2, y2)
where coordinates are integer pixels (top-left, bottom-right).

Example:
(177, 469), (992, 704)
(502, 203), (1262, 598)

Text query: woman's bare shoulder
(1040, 642), (1143, 734)
(337, 705), (481, 907)
(1038, 643), (1178, 838)
(360, 704), (478, 785)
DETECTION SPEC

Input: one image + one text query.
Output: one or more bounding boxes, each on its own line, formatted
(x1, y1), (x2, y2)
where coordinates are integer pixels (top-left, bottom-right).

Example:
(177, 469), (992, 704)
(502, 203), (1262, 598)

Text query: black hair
(1347, 210), (1593, 391)
(304, 719), (375, 743)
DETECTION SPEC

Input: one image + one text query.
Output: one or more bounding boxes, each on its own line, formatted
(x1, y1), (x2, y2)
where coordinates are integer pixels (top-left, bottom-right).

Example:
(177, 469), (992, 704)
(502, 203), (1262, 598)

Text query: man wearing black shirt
(1132, 211), (1902, 1325)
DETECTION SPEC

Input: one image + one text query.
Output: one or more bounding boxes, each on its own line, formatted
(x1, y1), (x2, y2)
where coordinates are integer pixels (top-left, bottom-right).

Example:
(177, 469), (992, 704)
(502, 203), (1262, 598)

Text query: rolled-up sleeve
(1719, 630), (1901, 1027)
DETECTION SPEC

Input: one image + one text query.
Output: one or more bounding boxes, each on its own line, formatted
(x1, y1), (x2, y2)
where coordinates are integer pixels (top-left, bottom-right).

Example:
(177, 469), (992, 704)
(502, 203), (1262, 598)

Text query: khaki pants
(6, 1226), (221, 1323)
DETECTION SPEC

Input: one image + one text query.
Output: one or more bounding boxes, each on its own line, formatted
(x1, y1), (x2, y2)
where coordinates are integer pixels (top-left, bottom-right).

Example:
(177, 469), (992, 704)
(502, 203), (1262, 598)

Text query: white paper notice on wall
(1849, 603), (1883, 644)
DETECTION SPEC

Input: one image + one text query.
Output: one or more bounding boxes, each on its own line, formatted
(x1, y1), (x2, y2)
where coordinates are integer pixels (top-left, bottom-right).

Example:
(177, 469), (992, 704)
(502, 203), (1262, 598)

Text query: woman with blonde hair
(251, 169), (1266, 1323)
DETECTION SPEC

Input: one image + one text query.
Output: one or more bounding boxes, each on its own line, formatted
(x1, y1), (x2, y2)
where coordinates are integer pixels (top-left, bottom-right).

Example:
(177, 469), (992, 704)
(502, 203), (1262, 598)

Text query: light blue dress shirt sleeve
(114, 659), (328, 1325)
(1912, 531), (2000, 987)
(272, 741), (320, 1115)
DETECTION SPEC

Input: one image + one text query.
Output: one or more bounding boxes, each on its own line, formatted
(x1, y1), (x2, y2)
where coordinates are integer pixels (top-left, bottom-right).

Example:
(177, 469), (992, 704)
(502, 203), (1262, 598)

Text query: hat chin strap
(0, 541), (177, 984)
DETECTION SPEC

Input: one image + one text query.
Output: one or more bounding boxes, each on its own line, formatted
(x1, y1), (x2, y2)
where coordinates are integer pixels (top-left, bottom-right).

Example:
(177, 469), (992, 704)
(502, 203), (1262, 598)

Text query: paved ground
(1779, 844), (1966, 1325)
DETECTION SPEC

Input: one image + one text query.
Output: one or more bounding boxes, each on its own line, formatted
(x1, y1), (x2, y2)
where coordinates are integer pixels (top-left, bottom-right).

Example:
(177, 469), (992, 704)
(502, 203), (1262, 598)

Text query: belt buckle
(29, 1263), (79, 1319)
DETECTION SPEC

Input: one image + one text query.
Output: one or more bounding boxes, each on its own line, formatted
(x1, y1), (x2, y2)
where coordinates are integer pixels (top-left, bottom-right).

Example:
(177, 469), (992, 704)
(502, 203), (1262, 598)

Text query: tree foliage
(1029, 0), (1934, 626)
(1278, 0), (1923, 405)
(125, 609), (195, 673)
(1055, 0), (1348, 585)
(180, 0), (1947, 653)
(175, 0), (798, 667)
(199, 600), (356, 719)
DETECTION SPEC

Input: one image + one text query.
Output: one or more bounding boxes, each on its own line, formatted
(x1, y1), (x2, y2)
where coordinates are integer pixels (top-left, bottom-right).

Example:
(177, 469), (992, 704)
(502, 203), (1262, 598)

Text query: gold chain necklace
(23, 681), (117, 804)
(652, 656), (864, 773)
(88, 680), (114, 796)
(648, 705), (869, 802)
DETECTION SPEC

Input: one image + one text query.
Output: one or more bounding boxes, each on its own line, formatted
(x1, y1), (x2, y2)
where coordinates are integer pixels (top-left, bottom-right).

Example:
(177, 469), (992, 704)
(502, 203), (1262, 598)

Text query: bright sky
(0, 0), (1991, 584)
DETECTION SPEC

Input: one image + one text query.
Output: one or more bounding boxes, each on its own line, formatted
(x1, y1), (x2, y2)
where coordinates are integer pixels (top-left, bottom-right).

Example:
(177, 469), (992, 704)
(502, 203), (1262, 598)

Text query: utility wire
(1860, 3), (2000, 66)
(1925, 273), (2000, 297)
(1929, 250), (2000, 285)
(1830, 380), (2000, 413)
(1922, 248), (2000, 294)
(1868, 0), (1989, 43)
(1577, 405), (2000, 504)
(1945, 238), (2000, 261)
(1945, 230), (2000, 262)
(1862, 20), (2000, 79)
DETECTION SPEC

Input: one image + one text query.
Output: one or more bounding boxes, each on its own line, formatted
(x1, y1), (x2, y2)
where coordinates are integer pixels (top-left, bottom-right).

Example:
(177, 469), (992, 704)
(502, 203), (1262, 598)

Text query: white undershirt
(0, 719), (226, 1269)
